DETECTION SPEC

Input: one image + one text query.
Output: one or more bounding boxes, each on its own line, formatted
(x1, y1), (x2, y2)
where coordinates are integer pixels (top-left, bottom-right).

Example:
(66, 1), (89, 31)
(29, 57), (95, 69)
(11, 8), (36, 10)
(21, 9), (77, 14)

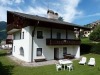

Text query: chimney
(47, 10), (59, 19)
(54, 13), (58, 19)
(47, 10), (54, 19)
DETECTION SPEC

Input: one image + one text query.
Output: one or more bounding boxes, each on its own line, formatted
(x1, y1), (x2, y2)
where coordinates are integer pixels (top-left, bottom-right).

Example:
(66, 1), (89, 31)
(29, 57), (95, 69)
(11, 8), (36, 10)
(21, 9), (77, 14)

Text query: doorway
(54, 48), (59, 60)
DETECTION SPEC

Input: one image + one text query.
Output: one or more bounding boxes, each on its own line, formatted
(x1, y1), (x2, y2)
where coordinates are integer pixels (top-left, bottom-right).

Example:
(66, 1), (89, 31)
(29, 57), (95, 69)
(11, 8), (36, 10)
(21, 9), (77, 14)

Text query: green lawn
(81, 37), (92, 43)
(0, 50), (100, 75)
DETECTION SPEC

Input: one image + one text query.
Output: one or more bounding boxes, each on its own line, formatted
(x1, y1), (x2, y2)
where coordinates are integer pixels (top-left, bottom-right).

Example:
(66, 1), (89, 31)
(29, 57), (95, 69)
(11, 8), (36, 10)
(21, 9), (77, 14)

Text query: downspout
(31, 21), (39, 62)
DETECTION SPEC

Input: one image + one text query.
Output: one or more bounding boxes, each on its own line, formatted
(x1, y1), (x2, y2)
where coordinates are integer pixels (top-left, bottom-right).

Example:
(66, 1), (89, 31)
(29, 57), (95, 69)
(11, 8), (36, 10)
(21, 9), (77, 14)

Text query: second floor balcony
(46, 39), (81, 45)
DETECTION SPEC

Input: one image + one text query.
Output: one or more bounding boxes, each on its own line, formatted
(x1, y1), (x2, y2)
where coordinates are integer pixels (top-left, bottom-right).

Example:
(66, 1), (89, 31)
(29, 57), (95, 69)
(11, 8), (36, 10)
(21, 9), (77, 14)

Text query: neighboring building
(0, 35), (13, 49)
(83, 20), (100, 37)
(6, 34), (13, 49)
(0, 40), (7, 49)
(7, 11), (90, 62)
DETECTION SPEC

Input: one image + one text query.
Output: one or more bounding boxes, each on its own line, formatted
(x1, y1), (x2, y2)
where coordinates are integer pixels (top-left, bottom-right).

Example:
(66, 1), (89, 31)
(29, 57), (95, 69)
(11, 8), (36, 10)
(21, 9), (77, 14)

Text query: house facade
(7, 11), (90, 62)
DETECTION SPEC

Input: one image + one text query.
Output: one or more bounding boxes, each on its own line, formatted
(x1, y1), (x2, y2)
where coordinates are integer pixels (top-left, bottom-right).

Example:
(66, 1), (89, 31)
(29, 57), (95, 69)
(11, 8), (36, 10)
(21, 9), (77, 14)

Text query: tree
(89, 25), (100, 42)
(58, 17), (64, 21)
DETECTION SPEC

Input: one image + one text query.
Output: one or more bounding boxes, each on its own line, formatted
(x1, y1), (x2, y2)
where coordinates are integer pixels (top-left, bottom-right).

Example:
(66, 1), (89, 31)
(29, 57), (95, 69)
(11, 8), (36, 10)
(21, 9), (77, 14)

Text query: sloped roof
(7, 11), (91, 30)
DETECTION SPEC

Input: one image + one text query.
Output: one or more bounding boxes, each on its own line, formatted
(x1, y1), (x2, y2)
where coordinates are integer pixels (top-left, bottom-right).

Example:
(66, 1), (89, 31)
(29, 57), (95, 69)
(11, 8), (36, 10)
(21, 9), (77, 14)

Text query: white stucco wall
(31, 27), (80, 61)
(12, 26), (32, 62)
(12, 26), (80, 62)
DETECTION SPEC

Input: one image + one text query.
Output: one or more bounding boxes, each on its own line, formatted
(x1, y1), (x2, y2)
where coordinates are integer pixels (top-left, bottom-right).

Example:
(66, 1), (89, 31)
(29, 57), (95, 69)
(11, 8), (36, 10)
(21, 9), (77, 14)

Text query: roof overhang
(7, 29), (21, 34)
(7, 11), (91, 31)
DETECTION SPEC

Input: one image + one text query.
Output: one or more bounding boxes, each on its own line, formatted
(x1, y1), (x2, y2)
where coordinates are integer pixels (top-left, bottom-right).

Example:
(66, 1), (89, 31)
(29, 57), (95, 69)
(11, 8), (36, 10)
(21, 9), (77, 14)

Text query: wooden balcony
(6, 39), (13, 44)
(7, 24), (22, 34)
(46, 39), (81, 45)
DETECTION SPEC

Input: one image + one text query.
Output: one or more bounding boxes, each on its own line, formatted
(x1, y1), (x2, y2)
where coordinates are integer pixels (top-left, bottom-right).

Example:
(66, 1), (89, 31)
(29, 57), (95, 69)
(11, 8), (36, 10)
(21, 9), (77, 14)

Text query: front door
(54, 48), (59, 60)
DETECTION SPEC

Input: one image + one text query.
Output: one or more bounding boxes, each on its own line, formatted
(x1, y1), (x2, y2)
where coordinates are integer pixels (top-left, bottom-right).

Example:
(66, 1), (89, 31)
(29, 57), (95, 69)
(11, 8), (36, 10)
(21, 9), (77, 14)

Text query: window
(22, 32), (24, 39)
(63, 47), (67, 55)
(37, 31), (43, 39)
(20, 47), (24, 56)
(13, 34), (15, 40)
(37, 48), (42, 56)
(57, 32), (61, 39)
(20, 32), (21, 39)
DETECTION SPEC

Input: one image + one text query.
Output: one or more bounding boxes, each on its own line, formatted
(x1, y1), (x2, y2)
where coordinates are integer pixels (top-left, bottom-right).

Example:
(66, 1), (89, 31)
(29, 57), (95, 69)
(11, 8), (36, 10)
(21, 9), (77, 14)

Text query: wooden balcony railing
(6, 39), (13, 44)
(46, 39), (81, 45)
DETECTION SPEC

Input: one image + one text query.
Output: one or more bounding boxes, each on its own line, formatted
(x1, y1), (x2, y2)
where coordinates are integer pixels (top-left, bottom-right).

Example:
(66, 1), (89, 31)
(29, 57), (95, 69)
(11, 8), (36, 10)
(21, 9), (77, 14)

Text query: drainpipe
(31, 21), (39, 62)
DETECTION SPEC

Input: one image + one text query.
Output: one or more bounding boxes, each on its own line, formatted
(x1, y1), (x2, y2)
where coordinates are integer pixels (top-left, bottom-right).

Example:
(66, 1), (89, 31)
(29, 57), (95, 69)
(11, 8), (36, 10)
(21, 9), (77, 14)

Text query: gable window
(37, 48), (42, 56)
(20, 47), (24, 56)
(57, 32), (61, 39)
(37, 31), (43, 39)
(63, 47), (67, 56)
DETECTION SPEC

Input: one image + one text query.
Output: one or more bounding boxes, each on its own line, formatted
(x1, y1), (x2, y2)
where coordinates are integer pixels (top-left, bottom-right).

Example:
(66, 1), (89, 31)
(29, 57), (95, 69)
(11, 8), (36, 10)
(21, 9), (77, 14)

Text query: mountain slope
(0, 21), (7, 40)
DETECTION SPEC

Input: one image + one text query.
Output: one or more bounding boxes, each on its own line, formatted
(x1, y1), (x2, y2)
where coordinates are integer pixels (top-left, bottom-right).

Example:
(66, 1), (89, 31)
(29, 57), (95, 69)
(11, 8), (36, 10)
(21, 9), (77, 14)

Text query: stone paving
(7, 55), (81, 67)
(8, 55), (58, 67)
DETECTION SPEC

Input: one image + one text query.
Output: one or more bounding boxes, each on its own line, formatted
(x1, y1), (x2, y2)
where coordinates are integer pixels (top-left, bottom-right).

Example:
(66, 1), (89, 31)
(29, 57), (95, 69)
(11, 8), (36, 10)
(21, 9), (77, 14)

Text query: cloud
(24, 6), (47, 17)
(0, 0), (83, 23)
(0, 5), (23, 21)
(0, 0), (24, 5)
(0, 6), (7, 21)
(77, 13), (100, 19)
(15, 0), (24, 4)
(58, 0), (82, 22)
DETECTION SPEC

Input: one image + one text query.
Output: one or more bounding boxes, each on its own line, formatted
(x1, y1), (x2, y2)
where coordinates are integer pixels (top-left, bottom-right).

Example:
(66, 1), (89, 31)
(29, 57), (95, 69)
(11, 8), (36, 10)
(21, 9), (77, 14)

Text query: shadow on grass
(0, 52), (7, 57)
(0, 62), (14, 75)
(0, 50), (12, 57)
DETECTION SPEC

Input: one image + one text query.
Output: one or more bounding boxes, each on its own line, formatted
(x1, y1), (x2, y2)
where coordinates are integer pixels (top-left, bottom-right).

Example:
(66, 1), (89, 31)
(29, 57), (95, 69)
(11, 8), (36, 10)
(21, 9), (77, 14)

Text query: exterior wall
(12, 26), (80, 62)
(12, 26), (32, 62)
(31, 27), (79, 61)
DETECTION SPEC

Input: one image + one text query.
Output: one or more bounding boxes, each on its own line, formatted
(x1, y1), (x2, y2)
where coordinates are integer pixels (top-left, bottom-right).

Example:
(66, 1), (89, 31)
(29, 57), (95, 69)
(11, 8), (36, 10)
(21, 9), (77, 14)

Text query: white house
(7, 10), (90, 62)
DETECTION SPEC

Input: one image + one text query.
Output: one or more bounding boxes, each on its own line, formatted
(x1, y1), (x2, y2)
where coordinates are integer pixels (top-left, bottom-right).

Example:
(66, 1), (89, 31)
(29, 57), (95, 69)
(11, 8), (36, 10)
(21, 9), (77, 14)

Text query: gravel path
(8, 55), (58, 67)
(7, 55), (80, 67)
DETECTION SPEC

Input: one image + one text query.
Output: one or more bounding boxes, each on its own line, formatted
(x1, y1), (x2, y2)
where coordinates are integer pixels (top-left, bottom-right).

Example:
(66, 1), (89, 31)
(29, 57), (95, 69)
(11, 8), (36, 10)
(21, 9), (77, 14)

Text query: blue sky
(0, 0), (100, 25)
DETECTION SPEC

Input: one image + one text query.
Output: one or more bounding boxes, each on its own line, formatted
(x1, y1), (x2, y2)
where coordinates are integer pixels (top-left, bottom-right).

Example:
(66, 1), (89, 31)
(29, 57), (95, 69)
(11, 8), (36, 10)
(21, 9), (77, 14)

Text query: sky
(0, 0), (100, 25)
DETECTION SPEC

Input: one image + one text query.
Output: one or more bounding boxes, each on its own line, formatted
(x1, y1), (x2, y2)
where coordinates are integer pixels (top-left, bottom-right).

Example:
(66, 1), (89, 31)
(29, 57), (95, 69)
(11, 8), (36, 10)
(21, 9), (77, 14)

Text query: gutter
(31, 21), (39, 62)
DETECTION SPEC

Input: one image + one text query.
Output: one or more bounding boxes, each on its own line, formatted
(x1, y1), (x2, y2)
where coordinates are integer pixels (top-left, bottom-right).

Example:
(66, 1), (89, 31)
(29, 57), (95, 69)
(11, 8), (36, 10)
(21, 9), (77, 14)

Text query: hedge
(80, 43), (100, 55)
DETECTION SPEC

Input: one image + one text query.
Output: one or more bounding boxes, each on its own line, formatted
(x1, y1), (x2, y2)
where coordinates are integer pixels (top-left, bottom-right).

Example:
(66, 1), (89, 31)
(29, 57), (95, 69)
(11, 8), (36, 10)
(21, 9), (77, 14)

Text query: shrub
(90, 43), (100, 54)
(89, 25), (100, 42)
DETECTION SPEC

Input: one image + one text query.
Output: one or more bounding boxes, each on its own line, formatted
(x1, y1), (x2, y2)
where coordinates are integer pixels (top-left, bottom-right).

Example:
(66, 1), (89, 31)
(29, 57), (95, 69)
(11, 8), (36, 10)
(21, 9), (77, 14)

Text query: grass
(0, 50), (100, 75)
(81, 37), (92, 43)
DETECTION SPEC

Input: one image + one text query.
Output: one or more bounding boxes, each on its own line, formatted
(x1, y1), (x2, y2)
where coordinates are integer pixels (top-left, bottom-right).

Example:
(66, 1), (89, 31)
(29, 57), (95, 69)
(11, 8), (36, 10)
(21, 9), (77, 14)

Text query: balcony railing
(6, 39), (13, 44)
(46, 39), (81, 45)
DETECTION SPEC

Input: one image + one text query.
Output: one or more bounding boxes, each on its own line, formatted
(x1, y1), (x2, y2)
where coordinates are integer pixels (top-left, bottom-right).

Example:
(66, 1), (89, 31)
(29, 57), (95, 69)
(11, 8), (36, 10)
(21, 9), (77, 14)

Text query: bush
(90, 43), (100, 54)
(89, 25), (100, 42)
(80, 43), (94, 55)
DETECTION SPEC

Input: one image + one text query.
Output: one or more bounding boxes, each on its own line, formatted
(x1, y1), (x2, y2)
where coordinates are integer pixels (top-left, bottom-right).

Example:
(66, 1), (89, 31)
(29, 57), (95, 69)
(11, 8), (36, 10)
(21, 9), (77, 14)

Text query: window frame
(37, 31), (43, 39)
(57, 32), (61, 39)
(37, 48), (42, 56)
(63, 47), (67, 55)
(20, 47), (24, 56)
